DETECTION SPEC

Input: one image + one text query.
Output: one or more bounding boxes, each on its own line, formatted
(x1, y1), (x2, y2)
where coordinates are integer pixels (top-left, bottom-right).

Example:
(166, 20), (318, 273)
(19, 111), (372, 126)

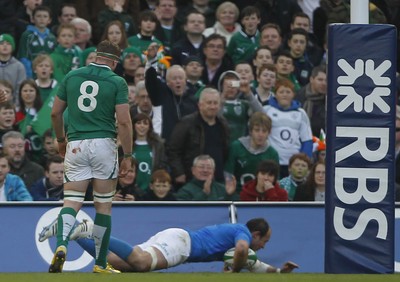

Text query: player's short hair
(151, 169), (171, 184)
(248, 112), (272, 132)
(96, 40), (122, 61)
(32, 53), (54, 70)
(288, 153), (312, 168)
(246, 218), (270, 237)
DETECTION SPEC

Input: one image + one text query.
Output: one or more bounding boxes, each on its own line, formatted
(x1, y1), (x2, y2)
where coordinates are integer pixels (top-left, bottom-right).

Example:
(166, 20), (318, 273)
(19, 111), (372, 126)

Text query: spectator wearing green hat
(81, 47), (97, 67)
(121, 47), (144, 84)
(0, 33), (26, 105)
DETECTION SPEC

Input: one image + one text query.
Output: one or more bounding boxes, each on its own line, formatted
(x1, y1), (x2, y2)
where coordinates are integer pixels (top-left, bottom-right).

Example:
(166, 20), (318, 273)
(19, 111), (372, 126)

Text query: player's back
(58, 63), (129, 141)
(186, 223), (252, 262)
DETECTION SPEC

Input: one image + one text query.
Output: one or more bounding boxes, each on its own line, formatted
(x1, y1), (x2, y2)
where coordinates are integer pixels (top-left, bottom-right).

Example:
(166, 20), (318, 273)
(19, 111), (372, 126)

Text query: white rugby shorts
(137, 228), (191, 267)
(64, 138), (118, 182)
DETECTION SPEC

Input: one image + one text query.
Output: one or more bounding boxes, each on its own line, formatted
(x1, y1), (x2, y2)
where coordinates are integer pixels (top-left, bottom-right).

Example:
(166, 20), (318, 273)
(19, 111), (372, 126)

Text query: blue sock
(107, 236), (134, 261)
(76, 238), (95, 257)
(76, 236), (133, 261)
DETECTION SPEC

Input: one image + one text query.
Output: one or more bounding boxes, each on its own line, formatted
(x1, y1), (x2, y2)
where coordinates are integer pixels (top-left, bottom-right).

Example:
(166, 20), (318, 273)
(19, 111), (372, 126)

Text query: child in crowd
(16, 79), (43, 133)
(101, 20), (128, 50)
(17, 5), (57, 78)
(225, 111), (279, 195)
(218, 70), (263, 143)
(0, 79), (14, 103)
(263, 78), (313, 178)
(0, 101), (17, 142)
(0, 34), (26, 103)
(240, 160), (288, 201)
(38, 128), (58, 168)
(32, 54), (57, 102)
(142, 169), (176, 201)
(98, 0), (137, 38)
(275, 50), (301, 92)
(50, 23), (82, 83)
(81, 47), (97, 67)
(254, 64), (277, 106)
(252, 46), (274, 75)
(128, 10), (162, 53)
(235, 62), (256, 91)
(279, 153), (311, 201)
(227, 6), (260, 65)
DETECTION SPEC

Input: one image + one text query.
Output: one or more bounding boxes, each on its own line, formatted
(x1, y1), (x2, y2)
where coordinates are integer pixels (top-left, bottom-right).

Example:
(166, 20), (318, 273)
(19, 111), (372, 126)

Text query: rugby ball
(223, 247), (258, 269)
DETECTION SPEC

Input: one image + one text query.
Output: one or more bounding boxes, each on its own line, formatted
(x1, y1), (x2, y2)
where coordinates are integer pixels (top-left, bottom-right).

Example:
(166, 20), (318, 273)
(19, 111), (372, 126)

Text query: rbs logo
(333, 59), (392, 241)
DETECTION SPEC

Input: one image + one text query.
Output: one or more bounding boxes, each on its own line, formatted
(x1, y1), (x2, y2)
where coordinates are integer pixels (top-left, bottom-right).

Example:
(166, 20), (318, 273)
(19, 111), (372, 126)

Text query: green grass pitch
(1, 273), (400, 282)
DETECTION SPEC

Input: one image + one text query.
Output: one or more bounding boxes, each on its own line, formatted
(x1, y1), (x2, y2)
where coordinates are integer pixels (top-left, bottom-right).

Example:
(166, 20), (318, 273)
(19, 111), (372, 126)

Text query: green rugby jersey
(57, 63), (128, 141)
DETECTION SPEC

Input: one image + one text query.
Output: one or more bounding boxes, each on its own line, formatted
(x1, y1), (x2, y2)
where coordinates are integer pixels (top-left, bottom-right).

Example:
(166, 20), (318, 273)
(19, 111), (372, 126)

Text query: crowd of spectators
(0, 0), (399, 203)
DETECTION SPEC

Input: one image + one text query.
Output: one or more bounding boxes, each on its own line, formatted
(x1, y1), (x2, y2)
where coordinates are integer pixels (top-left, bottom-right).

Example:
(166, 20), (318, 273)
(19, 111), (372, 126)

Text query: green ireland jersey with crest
(223, 99), (251, 143)
(224, 137), (279, 193)
(57, 63), (129, 141)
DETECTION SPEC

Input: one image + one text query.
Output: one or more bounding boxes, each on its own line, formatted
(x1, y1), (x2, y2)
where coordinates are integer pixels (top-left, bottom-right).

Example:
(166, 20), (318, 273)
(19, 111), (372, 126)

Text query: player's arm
(231, 239), (250, 272)
(116, 103), (133, 176)
(249, 260), (299, 273)
(51, 96), (67, 157)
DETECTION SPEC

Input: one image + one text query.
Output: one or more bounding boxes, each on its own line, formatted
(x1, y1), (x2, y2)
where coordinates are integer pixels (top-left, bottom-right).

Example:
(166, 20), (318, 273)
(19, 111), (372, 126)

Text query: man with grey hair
(145, 64), (198, 142)
(175, 154), (237, 200)
(129, 81), (162, 135)
(70, 17), (93, 51)
(167, 87), (229, 186)
(2, 130), (44, 189)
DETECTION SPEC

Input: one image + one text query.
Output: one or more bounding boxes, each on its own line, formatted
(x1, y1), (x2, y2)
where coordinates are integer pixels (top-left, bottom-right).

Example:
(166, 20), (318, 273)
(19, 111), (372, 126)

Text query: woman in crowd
(203, 1), (241, 45)
(131, 113), (167, 193)
(294, 161), (325, 202)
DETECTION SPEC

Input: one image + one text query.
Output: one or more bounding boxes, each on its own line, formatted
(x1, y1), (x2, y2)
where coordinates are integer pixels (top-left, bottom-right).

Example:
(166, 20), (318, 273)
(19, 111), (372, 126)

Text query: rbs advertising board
(325, 24), (397, 273)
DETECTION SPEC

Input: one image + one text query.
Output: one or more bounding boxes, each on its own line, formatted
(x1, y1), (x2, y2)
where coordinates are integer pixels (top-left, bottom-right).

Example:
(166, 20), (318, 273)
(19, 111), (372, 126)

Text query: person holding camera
(113, 157), (143, 201)
(218, 70), (263, 144)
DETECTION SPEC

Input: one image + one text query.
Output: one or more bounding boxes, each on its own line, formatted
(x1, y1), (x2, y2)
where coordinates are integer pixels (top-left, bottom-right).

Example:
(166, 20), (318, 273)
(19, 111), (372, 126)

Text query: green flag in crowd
(31, 86), (59, 136)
